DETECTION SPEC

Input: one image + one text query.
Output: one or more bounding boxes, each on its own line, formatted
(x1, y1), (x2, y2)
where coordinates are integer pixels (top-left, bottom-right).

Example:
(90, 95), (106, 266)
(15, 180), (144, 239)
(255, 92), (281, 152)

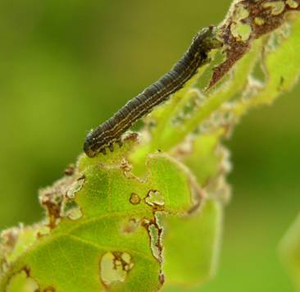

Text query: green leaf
(162, 199), (223, 289)
(252, 14), (300, 105)
(0, 149), (195, 292)
(234, 13), (300, 117)
(1, 3), (300, 292)
(280, 213), (300, 292)
(183, 129), (226, 186)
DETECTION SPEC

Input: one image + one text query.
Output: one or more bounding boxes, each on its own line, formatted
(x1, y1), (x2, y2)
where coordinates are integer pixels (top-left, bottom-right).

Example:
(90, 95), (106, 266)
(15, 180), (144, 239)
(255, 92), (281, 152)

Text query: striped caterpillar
(84, 26), (222, 157)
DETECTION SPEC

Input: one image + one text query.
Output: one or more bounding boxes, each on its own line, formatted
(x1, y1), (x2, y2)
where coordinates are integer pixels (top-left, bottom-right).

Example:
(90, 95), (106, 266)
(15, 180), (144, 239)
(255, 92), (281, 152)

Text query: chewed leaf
(210, 0), (300, 87)
(6, 270), (39, 292)
(233, 13), (300, 117)
(252, 13), (300, 105)
(1, 2), (300, 291)
(0, 152), (195, 292)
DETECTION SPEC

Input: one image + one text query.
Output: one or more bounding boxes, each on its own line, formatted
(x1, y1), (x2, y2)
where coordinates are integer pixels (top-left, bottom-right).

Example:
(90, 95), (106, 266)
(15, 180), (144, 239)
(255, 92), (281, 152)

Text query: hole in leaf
(148, 224), (162, 261)
(286, 0), (299, 8)
(100, 252), (134, 287)
(129, 193), (141, 205)
(65, 176), (85, 200)
(263, 1), (285, 15)
(145, 190), (165, 208)
(6, 270), (39, 292)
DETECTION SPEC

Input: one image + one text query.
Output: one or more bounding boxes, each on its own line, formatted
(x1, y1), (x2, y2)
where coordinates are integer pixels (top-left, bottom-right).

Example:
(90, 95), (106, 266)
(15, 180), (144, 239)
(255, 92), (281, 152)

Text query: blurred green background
(0, 0), (299, 291)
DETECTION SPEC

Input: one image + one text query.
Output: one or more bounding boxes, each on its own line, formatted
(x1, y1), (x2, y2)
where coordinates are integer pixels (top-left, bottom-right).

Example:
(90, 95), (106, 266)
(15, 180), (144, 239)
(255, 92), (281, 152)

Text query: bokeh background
(0, 0), (299, 291)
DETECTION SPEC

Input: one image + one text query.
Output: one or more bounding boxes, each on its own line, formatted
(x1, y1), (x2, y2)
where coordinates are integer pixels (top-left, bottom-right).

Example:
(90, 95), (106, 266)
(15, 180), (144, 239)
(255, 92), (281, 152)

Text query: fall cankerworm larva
(84, 26), (222, 157)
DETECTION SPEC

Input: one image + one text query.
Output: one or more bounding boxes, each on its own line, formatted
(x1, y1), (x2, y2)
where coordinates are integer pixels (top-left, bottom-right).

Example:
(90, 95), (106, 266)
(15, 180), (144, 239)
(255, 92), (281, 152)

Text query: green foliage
(1, 2), (300, 292)
(280, 213), (300, 292)
(162, 199), (222, 288)
(235, 13), (300, 113)
(0, 142), (224, 292)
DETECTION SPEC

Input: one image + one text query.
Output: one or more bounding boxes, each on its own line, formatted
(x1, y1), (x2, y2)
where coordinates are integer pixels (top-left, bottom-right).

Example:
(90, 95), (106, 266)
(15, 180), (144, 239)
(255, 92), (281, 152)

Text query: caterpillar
(84, 26), (222, 157)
